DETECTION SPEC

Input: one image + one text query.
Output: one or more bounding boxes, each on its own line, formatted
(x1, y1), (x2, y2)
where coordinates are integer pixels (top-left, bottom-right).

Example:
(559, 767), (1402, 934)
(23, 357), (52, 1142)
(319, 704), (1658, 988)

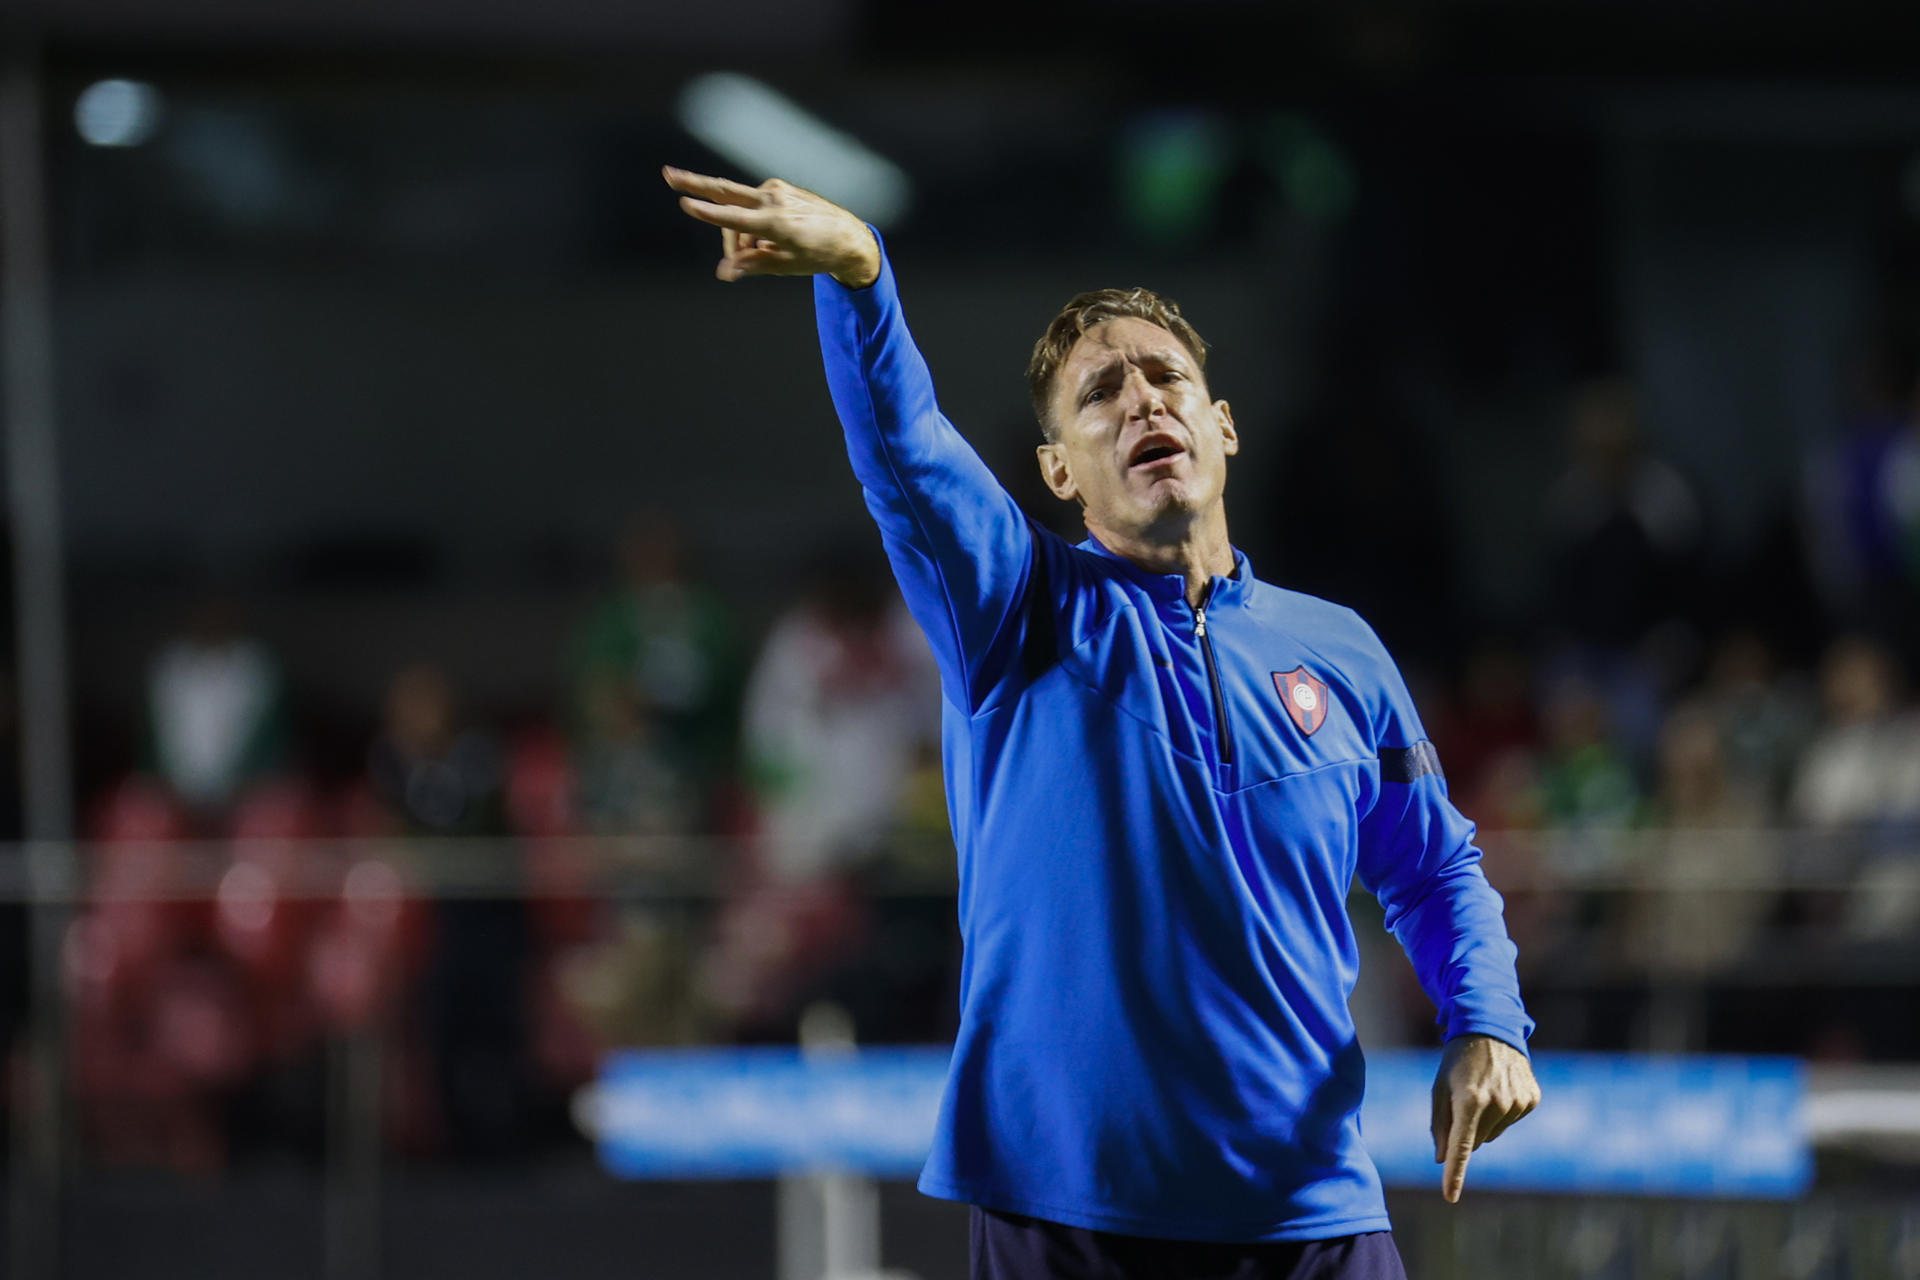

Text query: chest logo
(1273, 668), (1330, 737)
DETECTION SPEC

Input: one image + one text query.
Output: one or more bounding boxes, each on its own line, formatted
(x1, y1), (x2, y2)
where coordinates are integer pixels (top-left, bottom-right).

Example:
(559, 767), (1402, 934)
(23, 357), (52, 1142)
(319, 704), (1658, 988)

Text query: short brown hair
(1026, 287), (1210, 441)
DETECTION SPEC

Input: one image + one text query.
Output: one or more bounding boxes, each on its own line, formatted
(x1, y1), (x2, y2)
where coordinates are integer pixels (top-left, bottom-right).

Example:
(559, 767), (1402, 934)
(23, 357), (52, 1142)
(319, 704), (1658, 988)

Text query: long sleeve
(1355, 644), (1534, 1054)
(814, 242), (1035, 712)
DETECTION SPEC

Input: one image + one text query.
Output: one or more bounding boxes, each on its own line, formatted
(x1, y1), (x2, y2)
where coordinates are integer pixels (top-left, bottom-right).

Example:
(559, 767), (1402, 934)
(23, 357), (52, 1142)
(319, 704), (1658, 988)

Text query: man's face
(1036, 317), (1237, 540)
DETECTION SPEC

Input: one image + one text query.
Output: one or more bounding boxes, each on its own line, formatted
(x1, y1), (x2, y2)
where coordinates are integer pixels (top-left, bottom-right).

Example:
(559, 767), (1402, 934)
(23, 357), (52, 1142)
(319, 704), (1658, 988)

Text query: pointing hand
(663, 166), (881, 288)
(1431, 1033), (1540, 1203)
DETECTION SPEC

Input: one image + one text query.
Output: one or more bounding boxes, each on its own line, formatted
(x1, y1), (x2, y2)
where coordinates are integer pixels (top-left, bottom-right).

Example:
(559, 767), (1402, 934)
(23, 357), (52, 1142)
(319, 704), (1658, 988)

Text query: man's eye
(1159, 371), (1184, 383)
(1084, 389), (1106, 405)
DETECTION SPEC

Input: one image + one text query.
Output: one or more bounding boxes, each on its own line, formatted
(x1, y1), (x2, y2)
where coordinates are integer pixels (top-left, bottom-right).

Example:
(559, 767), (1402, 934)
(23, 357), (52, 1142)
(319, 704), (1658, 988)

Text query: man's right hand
(663, 167), (881, 288)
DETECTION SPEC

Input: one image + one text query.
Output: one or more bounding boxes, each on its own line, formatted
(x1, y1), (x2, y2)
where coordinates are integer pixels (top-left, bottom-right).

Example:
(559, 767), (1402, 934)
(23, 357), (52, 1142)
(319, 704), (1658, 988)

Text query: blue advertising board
(1357, 1050), (1809, 1198)
(586, 1048), (1809, 1198)
(592, 1047), (950, 1179)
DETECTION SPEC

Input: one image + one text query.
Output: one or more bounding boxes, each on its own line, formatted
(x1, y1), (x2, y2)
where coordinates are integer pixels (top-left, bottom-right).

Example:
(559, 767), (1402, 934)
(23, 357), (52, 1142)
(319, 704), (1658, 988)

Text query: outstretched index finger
(661, 166), (767, 206)
(1442, 1099), (1479, 1203)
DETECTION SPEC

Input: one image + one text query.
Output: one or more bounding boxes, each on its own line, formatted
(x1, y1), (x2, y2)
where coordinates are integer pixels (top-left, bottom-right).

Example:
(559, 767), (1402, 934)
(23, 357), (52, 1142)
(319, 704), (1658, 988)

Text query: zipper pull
(1194, 606), (1207, 639)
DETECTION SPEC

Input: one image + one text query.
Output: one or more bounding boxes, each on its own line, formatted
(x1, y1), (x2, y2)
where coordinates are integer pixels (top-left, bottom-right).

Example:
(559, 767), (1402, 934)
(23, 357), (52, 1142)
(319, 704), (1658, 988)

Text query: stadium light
(676, 73), (910, 229)
(1261, 113), (1356, 224)
(75, 79), (163, 147)
(1120, 110), (1233, 244)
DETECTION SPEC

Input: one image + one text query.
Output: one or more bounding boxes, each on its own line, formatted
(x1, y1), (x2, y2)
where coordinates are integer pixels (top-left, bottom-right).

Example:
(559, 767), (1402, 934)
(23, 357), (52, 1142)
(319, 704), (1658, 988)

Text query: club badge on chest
(1273, 668), (1330, 737)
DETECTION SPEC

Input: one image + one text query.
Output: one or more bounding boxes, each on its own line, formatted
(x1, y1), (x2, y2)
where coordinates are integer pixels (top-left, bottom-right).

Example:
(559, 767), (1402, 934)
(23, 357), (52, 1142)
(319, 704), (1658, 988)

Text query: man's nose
(1122, 368), (1166, 420)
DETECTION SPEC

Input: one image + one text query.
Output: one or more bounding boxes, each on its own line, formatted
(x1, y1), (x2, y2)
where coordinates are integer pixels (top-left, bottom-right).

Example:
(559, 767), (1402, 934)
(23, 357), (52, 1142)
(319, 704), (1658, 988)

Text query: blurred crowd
(44, 364), (1920, 1172)
(61, 515), (952, 1170)
(1387, 369), (1920, 1062)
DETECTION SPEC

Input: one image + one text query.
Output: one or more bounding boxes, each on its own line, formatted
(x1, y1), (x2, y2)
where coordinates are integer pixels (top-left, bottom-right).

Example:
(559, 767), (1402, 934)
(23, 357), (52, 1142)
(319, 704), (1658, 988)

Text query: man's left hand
(1430, 1033), (1539, 1204)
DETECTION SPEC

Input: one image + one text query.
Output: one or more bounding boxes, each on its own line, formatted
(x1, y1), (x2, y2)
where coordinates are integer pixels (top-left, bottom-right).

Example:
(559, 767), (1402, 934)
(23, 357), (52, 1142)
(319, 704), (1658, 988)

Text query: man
(665, 166), (1540, 1280)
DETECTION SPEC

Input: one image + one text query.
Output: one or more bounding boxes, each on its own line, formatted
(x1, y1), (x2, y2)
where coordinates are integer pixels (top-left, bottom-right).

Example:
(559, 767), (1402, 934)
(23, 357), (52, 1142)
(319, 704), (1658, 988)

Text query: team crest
(1273, 668), (1330, 737)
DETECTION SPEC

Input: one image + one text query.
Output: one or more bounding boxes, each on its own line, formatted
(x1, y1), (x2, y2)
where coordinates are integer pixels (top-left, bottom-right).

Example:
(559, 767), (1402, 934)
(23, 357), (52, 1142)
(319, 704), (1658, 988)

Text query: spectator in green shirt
(566, 511), (742, 824)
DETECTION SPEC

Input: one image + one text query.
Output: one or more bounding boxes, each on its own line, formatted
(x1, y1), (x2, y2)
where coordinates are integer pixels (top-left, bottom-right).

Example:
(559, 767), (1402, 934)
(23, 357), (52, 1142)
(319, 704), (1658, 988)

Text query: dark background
(6, 3), (1920, 1276)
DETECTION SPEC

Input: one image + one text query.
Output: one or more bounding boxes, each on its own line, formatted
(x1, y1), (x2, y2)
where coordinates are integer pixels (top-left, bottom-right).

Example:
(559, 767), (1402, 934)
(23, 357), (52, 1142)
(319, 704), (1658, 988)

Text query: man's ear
(1215, 400), (1239, 457)
(1037, 442), (1079, 502)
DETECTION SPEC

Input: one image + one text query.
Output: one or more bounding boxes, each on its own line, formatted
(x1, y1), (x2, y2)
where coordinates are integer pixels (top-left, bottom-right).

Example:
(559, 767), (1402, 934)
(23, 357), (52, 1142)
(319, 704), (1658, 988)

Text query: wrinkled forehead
(1059, 316), (1198, 381)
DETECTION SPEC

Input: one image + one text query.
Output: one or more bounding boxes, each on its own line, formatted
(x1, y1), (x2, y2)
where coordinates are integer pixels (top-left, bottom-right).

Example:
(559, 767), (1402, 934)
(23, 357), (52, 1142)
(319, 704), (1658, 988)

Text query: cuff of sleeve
(812, 225), (895, 321)
(1444, 1021), (1534, 1060)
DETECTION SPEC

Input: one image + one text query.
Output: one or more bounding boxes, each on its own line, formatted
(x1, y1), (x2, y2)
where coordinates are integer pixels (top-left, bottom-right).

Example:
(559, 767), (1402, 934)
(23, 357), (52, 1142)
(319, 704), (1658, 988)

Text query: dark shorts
(970, 1208), (1409, 1280)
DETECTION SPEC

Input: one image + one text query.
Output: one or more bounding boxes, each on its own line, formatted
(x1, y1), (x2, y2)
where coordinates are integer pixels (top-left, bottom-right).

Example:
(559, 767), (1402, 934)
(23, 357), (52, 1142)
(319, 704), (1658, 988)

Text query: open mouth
(1129, 437), (1187, 469)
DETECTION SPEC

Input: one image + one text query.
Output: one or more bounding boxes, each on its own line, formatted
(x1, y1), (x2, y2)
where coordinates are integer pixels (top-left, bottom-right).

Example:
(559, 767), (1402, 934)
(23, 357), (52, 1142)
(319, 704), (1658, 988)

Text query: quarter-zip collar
(1077, 534), (1255, 609)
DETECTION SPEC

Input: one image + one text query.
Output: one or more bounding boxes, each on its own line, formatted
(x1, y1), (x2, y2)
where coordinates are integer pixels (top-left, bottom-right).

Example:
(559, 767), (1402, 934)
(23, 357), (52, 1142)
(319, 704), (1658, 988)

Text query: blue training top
(813, 247), (1534, 1244)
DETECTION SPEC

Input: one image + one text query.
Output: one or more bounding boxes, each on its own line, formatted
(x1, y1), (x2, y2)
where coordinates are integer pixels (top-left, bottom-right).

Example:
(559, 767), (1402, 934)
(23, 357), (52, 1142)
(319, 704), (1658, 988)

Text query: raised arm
(665, 167), (1036, 711)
